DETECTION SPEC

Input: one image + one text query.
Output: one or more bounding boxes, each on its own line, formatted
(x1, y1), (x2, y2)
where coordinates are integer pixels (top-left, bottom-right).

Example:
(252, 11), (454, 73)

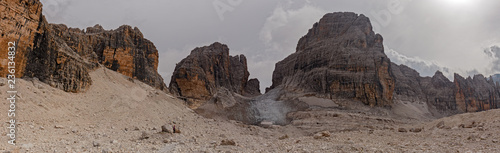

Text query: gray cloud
(41, 0), (73, 20)
(484, 45), (500, 74)
(386, 47), (453, 79)
(254, 2), (327, 91)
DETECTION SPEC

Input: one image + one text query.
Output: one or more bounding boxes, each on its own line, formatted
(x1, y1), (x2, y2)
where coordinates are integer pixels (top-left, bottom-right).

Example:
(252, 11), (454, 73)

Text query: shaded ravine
(248, 88), (306, 125)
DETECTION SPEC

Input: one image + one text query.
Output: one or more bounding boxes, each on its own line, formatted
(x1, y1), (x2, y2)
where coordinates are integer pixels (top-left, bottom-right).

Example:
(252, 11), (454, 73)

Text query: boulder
(161, 125), (172, 133)
(220, 139), (236, 146)
(398, 128), (407, 133)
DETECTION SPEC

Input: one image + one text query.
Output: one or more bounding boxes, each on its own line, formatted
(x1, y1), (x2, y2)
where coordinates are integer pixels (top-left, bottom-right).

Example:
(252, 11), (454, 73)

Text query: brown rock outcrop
(169, 42), (261, 109)
(46, 24), (166, 90)
(24, 16), (95, 92)
(0, 0), (166, 92)
(0, 0), (43, 78)
(0, 0), (92, 92)
(269, 12), (394, 107)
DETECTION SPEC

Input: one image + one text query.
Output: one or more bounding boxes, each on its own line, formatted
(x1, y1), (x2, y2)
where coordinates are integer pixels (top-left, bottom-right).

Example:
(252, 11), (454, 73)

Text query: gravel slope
(0, 67), (499, 152)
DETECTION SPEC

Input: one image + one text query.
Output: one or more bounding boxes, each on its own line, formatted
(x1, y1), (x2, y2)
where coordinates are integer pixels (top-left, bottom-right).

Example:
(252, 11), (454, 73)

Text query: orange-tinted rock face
(102, 47), (135, 78)
(1, 0), (166, 92)
(0, 0), (92, 92)
(174, 68), (211, 109)
(48, 24), (166, 90)
(453, 74), (499, 112)
(0, 0), (43, 77)
(454, 81), (467, 112)
(377, 59), (395, 106)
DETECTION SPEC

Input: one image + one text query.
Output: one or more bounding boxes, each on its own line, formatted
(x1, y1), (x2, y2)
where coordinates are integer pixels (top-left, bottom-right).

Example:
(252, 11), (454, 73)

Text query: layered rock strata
(0, 0), (166, 92)
(269, 12), (395, 107)
(169, 42), (261, 109)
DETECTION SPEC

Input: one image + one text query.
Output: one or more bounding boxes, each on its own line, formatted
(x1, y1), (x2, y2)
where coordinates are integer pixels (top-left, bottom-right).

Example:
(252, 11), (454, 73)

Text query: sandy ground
(0, 67), (499, 152)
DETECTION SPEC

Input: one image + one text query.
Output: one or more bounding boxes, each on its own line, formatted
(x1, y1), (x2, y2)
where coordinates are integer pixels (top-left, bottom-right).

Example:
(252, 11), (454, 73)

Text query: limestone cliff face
(268, 12), (499, 114)
(269, 12), (395, 107)
(47, 24), (166, 90)
(454, 74), (499, 112)
(0, 0), (166, 92)
(169, 42), (261, 109)
(24, 16), (95, 92)
(391, 63), (426, 102)
(0, 0), (43, 78)
(0, 0), (91, 92)
(422, 71), (457, 111)
(391, 63), (500, 114)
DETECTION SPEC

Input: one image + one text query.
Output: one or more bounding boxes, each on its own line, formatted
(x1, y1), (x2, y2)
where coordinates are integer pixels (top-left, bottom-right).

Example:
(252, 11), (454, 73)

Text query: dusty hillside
(0, 67), (498, 152)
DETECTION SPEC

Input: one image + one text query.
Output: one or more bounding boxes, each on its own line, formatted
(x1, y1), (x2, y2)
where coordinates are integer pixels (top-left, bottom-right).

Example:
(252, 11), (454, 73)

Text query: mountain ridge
(268, 12), (499, 116)
(0, 0), (166, 92)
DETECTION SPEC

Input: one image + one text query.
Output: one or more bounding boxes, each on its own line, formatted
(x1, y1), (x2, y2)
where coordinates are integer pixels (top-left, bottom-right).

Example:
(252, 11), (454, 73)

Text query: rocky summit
(169, 42), (260, 109)
(269, 12), (395, 107)
(0, 0), (166, 92)
(267, 12), (499, 116)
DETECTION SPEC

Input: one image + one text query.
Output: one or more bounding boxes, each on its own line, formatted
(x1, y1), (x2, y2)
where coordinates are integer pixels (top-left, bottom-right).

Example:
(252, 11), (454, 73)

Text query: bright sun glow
(444, 0), (473, 5)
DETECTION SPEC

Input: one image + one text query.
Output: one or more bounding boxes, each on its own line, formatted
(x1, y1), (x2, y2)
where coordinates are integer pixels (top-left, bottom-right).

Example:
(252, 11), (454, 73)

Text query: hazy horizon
(41, 0), (500, 91)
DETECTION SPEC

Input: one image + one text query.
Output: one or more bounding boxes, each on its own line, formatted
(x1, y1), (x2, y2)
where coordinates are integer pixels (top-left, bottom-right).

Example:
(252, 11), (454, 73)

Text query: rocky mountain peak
(270, 12), (394, 107)
(114, 25), (144, 38)
(296, 12), (383, 53)
(191, 42), (228, 54)
(473, 74), (486, 80)
(431, 71), (451, 85)
(86, 24), (105, 33)
(434, 70), (444, 76)
(169, 42), (260, 109)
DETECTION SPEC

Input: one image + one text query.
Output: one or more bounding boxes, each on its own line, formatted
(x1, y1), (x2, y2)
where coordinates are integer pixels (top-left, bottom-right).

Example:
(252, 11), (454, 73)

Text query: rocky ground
(0, 67), (499, 152)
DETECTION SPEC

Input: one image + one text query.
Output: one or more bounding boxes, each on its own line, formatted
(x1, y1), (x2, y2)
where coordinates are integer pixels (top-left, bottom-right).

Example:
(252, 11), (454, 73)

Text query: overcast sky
(41, 0), (500, 91)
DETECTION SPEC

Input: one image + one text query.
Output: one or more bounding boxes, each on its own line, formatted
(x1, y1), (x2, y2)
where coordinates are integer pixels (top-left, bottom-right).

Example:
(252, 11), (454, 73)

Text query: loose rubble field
(0, 68), (499, 152)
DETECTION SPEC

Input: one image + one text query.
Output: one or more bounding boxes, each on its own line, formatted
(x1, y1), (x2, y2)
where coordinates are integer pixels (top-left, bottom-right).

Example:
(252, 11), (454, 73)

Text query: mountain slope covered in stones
(1, 66), (500, 152)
